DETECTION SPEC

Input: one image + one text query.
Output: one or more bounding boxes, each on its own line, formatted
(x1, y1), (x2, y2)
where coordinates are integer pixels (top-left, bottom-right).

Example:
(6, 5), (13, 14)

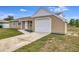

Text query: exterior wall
(32, 15), (67, 34)
(10, 15), (67, 34)
(33, 8), (52, 17)
(17, 18), (32, 30)
(10, 22), (13, 28)
(28, 21), (32, 30)
(65, 22), (67, 34)
(50, 15), (67, 34)
(25, 21), (28, 29)
(32, 17), (35, 31)
(10, 19), (33, 30)
(10, 21), (18, 29)
(21, 21), (25, 29)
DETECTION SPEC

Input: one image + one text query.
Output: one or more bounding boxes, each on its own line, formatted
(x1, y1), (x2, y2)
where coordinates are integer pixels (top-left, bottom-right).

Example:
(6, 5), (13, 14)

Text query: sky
(0, 6), (79, 22)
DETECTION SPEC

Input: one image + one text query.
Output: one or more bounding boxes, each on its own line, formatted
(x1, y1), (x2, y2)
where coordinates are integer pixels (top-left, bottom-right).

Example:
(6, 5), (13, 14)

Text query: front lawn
(15, 25), (79, 52)
(0, 28), (22, 39)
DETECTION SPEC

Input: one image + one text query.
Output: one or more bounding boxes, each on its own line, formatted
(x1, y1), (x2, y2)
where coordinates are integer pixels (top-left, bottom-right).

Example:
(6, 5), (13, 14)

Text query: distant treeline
(69, 19), (79, 27)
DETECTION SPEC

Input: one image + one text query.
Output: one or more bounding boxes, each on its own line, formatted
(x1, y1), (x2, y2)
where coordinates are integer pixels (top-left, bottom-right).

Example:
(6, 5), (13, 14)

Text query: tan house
(10, 8), (67, 34)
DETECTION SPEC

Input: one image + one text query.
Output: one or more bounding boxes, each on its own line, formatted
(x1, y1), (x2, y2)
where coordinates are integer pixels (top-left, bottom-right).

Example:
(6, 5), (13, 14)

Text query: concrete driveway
(0, 32), (49, 52)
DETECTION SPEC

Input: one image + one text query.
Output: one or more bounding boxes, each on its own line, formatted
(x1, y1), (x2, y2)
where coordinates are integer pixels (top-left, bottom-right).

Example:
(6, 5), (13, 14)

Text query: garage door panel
(35, 18), (51, 32)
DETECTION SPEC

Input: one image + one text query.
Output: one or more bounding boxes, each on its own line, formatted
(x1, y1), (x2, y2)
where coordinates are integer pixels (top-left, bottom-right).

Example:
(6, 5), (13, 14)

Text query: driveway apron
(0, 32), (49, 52)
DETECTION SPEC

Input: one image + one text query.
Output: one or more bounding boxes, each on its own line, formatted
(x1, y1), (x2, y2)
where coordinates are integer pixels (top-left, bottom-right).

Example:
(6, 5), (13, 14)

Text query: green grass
(15, 34), (52, 52)
(15, 25), (79, 52)
(15, 34), (66, 52)
(0, 28), (22, 39)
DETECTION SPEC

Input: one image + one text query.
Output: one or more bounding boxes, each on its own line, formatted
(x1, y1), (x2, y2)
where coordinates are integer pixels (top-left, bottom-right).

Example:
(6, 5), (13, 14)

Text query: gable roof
(32, 7), (65, 22)
(32, 7), (53, 17)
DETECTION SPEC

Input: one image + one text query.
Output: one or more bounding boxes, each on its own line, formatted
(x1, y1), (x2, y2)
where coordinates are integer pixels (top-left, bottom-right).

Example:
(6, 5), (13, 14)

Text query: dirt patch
(39, 25), (79, 52)
(67, 31), (78, 37)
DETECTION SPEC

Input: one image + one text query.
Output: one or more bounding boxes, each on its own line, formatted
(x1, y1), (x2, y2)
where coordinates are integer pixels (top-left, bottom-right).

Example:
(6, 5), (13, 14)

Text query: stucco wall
(32, 15), (67, 34)
(50, 15), (67, 34)
(32, 17), (35, 31)
(10, 15), (67, 34)
(10, 21), (18, 29)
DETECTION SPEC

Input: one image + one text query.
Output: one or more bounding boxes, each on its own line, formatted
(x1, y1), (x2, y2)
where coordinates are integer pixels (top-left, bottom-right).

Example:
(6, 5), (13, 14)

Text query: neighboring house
(10, 8), (67, 34)
(0, 20), (10, 28)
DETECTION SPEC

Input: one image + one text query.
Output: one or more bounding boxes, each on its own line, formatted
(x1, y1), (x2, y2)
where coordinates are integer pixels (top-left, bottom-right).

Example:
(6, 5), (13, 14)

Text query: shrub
(75, 19), (79, 27)
(69, 19), (76, 26)
(69, 19), (79, 27)
(0, 25), (3, 28)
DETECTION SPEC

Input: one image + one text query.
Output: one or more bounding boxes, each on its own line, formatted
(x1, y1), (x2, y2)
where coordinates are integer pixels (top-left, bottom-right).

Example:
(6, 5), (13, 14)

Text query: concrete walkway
(0, 32), (49, 52)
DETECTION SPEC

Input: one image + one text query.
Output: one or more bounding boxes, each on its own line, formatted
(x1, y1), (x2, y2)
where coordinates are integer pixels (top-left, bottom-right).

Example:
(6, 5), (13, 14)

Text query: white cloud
(48, 6), (68, 12)
(54, 6), (68, 12)
(48, 7), (55, 11)
(50, 9), (53, 11)
(20, 9), (27, 12)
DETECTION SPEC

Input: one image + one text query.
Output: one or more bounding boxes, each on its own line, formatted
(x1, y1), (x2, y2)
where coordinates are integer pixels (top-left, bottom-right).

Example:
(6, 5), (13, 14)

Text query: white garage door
(3, 24), (9, 28)
(35, 17), (51, 32)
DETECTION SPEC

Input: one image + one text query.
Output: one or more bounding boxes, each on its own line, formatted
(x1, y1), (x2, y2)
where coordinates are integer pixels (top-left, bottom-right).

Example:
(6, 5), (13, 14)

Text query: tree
(75, 19), (79, 27)
(4, 16), (14, 21)
(69, 19), (76, 26)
